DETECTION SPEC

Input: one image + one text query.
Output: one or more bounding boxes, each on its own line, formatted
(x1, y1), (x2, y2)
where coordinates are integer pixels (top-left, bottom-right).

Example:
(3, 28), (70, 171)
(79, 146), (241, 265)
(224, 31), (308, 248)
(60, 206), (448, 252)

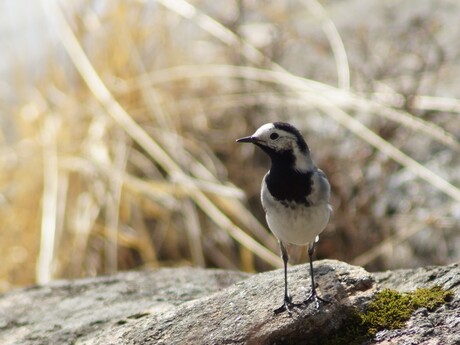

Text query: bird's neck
(258, 144), (315, 172)
(268, 150), (313, 176)
(293, 151), (314, 172)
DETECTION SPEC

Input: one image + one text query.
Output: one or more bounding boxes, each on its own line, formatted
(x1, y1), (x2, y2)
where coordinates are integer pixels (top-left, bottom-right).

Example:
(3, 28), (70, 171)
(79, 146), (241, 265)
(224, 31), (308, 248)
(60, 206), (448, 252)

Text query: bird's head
(237, 122), (313, 171)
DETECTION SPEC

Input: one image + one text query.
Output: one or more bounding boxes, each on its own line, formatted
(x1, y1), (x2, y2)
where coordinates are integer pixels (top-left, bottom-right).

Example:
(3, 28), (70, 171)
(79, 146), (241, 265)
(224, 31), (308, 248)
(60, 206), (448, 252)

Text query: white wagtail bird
(237, 122), (331, 314)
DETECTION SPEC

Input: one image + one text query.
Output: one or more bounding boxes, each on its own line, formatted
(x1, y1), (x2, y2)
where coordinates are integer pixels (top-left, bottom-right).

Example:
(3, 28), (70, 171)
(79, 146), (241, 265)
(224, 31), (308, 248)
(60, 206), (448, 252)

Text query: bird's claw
(304, 291), (330, 309)
(274, 295), (303, 315)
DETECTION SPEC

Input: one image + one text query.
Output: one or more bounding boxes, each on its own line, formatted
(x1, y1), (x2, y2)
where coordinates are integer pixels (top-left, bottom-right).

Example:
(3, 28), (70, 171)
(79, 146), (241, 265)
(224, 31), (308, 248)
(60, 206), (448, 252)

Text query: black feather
(265, 150), (313, 207)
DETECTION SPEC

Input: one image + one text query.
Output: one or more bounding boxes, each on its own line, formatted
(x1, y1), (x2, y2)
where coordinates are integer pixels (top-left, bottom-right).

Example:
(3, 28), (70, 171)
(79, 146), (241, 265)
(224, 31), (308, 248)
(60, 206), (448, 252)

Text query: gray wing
(307, 168), (330, 206)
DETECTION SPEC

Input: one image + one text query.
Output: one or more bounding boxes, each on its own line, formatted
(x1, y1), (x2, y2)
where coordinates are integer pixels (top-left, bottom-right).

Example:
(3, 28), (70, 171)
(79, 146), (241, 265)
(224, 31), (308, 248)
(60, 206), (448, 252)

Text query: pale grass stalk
(120, 171), (180, 208)
(125, 170), (277, 252)
(100, 161), (244, 207)
(344, 97), (460, 152)
(150, 129), (246, 198)
(72, 193), (101, 276)
(151, 0), (327, 88)
(350, 207), (450, 267)
(211, 196), (278, 252)
(173, 170), (276, 250)
(119, 22), (175, 131)
(302, 0), (350, 89)
(153, 0), (458, 149)
(124, 171), (278, 254)
(240, 246), (256, 272)
(148, 0), (460, 198)
(412, 95), (460, 113)
(308, 96), (460, 203)
(55, 172), (69, 268)
(173, 92), (319, 113)
(154, 0), (268, 66)
(84, 114), (120, 274)
(37, 115), (59, 284)
(131, 69), (279, 262)
(44, 0), (282, 268)
(126, 64), (460, 202)
(190, 191), (281, 267)
(370, 91), (460, 114)
(60, 156), (178, 208)
(203, 238), (239, 270)
(122, 64), (459, 152)
(176, 91), (460, 155)
(122, 64), (332, 94)
(104, 129), (128, 274)
(59, 154), (101, 275)
(130, 207), (159, 266)
(172, 174), (245, 199)
(182, 198), (205, 267)
(351, 222), (425, 267)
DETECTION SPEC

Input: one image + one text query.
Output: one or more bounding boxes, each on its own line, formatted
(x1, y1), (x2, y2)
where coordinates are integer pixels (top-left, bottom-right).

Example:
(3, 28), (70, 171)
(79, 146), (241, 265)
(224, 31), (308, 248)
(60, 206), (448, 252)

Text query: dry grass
(0, 0), (459, 292)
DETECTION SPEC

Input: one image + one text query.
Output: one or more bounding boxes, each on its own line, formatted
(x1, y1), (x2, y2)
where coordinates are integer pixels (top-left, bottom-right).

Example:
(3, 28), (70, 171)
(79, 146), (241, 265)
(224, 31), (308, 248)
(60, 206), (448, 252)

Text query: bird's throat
(265, 162), (313, 207)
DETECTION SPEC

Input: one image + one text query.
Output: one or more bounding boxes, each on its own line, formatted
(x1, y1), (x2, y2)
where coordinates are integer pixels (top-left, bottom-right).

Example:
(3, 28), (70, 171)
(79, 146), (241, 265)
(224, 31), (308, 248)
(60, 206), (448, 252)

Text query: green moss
(322, 286), (453, 345)
(409, 285), (454, 311)
(362, 288), (415, 334)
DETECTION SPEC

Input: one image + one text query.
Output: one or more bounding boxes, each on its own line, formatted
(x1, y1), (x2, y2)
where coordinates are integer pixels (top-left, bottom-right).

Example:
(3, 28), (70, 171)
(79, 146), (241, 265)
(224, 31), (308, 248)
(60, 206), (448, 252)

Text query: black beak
(236, 136), (257, 143)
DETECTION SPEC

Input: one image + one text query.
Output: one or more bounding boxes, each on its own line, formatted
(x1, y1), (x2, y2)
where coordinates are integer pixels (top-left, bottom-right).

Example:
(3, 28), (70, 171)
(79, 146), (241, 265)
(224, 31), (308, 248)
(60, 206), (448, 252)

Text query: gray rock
(0, 261), (458, 344)
(87, 260), (374, 345)
(0, 260), (374, 345)
(0, 267), (250, 345)
(372, 263), (460, 345)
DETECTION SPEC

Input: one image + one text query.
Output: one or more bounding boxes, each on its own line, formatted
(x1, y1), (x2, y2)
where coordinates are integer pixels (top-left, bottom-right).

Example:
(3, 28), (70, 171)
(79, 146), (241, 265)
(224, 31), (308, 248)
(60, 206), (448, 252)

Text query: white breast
(261, 176), (331, 245)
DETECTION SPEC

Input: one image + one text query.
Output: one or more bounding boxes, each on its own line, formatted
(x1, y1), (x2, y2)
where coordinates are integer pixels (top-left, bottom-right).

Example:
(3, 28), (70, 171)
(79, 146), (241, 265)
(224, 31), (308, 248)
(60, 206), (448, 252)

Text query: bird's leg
(274, 242), (301, 315)
(304, 240), (330, 309)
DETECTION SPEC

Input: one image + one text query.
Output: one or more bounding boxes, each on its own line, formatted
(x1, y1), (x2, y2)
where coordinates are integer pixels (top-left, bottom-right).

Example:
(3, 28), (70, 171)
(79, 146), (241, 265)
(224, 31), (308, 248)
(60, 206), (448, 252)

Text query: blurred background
(1, 0), (459, 294)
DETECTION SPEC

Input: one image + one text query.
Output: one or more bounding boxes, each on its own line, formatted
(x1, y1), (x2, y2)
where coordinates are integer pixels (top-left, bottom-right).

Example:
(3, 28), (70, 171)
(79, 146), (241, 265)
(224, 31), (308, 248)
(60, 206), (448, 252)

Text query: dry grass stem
(37, 115), (59, 284)
(124, 64), (460, 201)
(302, 0), (350, 89)
(43, 0), (282, 269)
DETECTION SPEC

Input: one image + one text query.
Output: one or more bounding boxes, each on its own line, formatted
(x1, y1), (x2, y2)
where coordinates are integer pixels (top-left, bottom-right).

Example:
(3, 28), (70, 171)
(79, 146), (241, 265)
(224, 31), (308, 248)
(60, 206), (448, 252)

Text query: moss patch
(322, 286), (453, 345)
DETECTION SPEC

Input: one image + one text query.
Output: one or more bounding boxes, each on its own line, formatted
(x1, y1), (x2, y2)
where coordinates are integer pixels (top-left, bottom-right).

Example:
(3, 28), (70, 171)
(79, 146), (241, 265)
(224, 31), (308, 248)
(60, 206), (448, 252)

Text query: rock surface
(0, 260), (458, 345)
(0, 267), (249, 345)
(372, 265), (460, 345)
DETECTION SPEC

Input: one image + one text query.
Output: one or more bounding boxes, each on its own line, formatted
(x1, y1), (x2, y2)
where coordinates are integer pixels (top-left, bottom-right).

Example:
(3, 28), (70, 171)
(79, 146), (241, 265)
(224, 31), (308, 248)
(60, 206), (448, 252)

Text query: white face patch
(252, 123), (275, 137)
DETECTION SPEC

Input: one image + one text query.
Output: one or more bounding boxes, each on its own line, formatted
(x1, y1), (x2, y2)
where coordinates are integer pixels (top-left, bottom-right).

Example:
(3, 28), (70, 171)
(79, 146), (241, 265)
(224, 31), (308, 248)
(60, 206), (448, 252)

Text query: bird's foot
(304, 290), (330, 309)
(274, 295), (302, 315)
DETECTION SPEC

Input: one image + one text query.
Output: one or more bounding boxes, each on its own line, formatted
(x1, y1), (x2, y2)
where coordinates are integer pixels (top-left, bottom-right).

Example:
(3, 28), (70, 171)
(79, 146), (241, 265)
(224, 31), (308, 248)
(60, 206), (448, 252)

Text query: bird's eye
(270, 133), (279, 140)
